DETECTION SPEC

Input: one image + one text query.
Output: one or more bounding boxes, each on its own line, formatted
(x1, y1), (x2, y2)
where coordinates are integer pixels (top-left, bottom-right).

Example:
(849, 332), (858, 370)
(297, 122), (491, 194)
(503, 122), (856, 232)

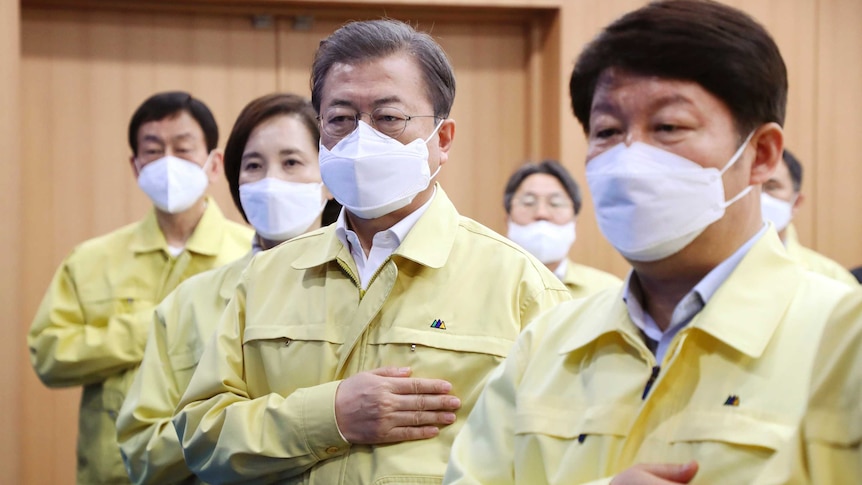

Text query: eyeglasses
(511, 193), (573, 212)
(318, 106), (440, 140)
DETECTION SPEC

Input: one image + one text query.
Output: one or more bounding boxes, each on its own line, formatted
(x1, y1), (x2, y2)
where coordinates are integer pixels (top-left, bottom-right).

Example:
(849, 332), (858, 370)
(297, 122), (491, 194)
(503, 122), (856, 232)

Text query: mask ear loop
(423, 118), (446, 144)
(720, 130), (757, 207)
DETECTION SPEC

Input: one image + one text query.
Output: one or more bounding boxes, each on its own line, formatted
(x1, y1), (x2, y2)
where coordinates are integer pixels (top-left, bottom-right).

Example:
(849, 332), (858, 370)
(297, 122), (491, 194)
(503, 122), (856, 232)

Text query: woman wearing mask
(116, 93), (338, 485)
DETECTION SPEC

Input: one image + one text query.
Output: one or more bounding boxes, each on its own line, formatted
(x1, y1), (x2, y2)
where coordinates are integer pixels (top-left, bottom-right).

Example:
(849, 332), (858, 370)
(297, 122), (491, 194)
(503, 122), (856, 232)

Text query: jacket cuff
(301, 380), (350, 459)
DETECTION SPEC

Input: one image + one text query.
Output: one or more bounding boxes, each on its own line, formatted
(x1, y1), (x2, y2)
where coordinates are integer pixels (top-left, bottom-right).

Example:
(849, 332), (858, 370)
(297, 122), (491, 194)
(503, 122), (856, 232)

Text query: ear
(206, 149), (223, 185)
(791, 192), (805, 218)
(748, 122), (784, 186)
(130, 156), (140, 179)
(435, 118), (456, 169)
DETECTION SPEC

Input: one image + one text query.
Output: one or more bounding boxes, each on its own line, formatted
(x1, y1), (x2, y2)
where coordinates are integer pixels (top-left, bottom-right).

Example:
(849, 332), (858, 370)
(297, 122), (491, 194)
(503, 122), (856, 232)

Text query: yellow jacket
(753, 291), (862, 485)
(560, 258), (622, 299)
(784, 224), (857, 285)
(444, 229), (862, 485)
(117, 251), (252, 485)
(28, 200), (252, 485)
(173, 188), (571, 484)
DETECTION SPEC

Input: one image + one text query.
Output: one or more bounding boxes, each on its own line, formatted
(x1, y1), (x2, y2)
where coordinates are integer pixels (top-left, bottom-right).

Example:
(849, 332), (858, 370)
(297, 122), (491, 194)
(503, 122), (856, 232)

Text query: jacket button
(326, 446), (339, 454)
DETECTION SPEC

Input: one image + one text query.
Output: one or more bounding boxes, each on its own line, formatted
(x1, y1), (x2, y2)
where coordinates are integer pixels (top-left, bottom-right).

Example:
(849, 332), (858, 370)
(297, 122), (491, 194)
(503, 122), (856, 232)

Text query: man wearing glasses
(173, 19), (570, 484)
(504, 160), (621, 298)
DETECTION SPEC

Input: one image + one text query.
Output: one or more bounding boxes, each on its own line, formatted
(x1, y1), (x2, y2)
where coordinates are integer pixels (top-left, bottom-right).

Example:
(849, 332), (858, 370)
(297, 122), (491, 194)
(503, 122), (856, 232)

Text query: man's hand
(611, 461), (699, 485)
(334, 367), (461, 444)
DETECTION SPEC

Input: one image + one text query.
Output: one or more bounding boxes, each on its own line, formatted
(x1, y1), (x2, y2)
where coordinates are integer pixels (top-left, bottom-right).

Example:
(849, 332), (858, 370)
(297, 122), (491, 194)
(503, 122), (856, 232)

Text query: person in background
(172, 19), (570, 484)
(505, 160), (622, 298)
(27, 91), (253, 484)
(761, 148), (857, 284)
(116, 93), (339, 484)
(444, 1), (862, 483)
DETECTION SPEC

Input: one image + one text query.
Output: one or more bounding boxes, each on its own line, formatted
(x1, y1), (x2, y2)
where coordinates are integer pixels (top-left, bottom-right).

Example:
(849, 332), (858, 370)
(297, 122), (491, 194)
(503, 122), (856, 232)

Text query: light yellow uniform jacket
(117, 251), (253, 485)
(173, 188), (571, 484)
(753, 291), (862, 485)
(784, 224), (857, 285)
(561, 258), (622, 299)
(28, 200), (252, 485)
(444, 229), (862, 485)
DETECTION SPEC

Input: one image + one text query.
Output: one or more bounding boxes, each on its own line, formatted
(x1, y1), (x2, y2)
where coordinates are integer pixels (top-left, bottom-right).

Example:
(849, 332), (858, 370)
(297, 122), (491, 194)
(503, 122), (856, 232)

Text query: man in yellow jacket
(504, 159), (622, 299)
(172, 20), (570, 484)
(445, 1), (862, 484)
(116, 93), (341, 484)
(28, 91), (252, 484)
(761, 149), (857, 285)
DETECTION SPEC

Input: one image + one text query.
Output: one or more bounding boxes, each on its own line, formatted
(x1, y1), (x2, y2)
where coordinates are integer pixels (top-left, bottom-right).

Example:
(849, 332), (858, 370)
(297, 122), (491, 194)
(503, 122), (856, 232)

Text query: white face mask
(318, 120), (443, 220)
(760, 192), (794, 231)
(239, 178), (325, 242)
(507, 220), (576, 264)
(137, 155), (210, 214)
(586, 132), (754, 262)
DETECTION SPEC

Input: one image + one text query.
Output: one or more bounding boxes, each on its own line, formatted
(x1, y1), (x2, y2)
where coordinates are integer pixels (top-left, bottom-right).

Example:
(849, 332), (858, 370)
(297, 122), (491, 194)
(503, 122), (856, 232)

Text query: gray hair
(311, 19), (456, 119)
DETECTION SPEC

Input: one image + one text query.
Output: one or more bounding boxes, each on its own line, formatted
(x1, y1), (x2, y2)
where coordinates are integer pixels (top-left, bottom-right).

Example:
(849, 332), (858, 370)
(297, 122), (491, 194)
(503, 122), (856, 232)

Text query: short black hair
(782, 149), (803, 192)
(570, 0), (787, 138)
(503, 160), (582, 215)
(128, 91), (219, 155)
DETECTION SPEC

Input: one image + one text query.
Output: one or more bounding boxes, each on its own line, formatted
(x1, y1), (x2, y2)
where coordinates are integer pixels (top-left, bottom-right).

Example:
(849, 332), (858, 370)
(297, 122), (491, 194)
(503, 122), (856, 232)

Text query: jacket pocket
(373, 476), (442, 484)
(666, 410), (795, 451)
(515, 397), (633, 438)
(241, 324), (345, 396)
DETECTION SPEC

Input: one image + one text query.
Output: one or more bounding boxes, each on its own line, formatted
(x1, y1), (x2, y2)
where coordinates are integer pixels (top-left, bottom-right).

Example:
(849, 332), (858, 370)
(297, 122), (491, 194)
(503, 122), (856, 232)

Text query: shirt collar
(622, 223), (768, 341)
(129, 197), (227, 256)
(334, 186), (437, 263)
(560, 226), (799, 358)
(554, 258), (568, 281)
(292, 184), (458, 270)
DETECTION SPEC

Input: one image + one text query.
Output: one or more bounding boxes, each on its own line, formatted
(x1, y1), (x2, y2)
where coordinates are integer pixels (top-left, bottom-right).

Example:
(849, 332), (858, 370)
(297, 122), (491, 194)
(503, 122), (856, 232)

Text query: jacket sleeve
(444, 330), (529, 484)
(519, 279), (572, 331)
(754, 292), (862, 485)
(28, 259), (151, 388)
(117, 291), (195, 485)
(172, 278), (349, 484)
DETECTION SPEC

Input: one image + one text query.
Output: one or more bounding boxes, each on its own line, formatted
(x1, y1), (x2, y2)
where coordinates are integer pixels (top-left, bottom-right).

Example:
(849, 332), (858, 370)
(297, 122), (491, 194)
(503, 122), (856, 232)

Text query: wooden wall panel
(814, 0), (862, 267)
(0, 1), (22, 483)
(20, 9), (279, 483)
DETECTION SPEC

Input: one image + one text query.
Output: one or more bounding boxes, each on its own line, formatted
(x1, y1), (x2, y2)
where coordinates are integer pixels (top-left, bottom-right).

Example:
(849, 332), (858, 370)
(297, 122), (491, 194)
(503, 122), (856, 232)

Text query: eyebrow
(241, 148), (303, 161)
(326, 96), (405, 110)
(591, 94), (695, 117)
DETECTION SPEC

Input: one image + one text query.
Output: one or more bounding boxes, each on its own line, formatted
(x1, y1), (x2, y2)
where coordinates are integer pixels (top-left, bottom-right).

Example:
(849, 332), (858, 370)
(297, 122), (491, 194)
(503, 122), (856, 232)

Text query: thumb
(370, 366), (412, 378)
(641, 461), (699, 483)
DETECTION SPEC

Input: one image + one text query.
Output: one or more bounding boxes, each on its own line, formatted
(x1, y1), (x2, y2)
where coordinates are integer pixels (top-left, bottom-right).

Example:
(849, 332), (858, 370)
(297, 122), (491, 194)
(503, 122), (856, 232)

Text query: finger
(387, 377), (452, 395)
(370, 366), (412, 378)
(639, 461), (699, 483)
(389, 410), (458, 428)
(380, 425), (441, 444)
(391, 393), (461, 412)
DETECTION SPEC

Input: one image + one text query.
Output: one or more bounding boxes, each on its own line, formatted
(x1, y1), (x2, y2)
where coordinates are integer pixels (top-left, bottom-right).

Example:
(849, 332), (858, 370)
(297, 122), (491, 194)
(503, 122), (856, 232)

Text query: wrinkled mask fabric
(240, 178), (325, 241)
(319, 120), (443, 219)
(586, 132), (754, 262)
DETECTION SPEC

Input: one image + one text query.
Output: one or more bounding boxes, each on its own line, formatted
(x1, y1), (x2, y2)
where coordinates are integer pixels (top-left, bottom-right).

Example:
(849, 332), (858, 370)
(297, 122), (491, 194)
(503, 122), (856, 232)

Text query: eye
(656, 124), (677, 132)
(594, 127), (621, 139)
(242, 161), (262, 171)
(284, 158), (301, 168)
